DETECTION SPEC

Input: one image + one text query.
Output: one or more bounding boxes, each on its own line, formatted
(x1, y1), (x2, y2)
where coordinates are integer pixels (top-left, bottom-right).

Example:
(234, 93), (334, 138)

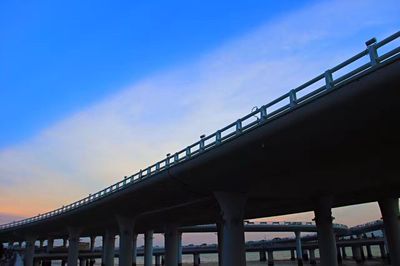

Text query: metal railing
(1, 31), (399, 231)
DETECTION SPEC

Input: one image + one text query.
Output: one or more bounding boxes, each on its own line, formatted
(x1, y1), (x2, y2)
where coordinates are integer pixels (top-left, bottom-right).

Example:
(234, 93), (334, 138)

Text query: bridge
(1, 31), (400, 266)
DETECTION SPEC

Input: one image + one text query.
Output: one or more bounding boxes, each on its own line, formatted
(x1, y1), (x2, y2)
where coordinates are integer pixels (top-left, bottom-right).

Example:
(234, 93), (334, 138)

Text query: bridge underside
(2, 59), (400, 241)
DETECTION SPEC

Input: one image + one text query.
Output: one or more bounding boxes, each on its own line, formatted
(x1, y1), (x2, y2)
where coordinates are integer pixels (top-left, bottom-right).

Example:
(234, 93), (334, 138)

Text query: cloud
(0, 0), (399, 245)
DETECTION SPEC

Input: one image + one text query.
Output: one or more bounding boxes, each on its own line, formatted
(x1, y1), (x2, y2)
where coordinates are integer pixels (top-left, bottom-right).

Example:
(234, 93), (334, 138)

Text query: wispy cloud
(0, 0), (398, 245)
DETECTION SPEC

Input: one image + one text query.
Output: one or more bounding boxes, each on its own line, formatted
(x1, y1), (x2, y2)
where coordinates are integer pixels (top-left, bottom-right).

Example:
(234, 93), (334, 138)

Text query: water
(48, 245), (388, 265)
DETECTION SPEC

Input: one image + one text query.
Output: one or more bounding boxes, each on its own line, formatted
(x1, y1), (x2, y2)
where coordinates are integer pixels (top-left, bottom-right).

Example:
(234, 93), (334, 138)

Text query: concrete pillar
(314, 196), (338, 266)
(90, 236), (96, 252)
(379, 243), (386, 258)
(366, 245), (372, 259)
(342, 247), (347, 259)
(336, 246), (342, 264)
(39, 240), (44, 249)
(165, 225), (179, 266)
(193, 253), (200, 266)
(24, 236), (36, 266)
(117, 216), (134, 266)
(378, 198), (400, 265)
(47, 238), (54, 253)
(302, 250), (309, 261)
(295, 231), (303, 266)
(214, 192), (246, 266)
(61, 260), (66, 266)
(177, 232), (183, 266)
(132, 233), (138, 266)
(290, 249), (295, 260)
(63, 238), (67, 248)
(267, 250), (274, 266)
(309, 249), (316, 265)
(67, 227), (82, 266)
(352, 246), (362, 263)
(102, 229), (115, 266)
(259, 250), (266, 261)
(79, 258), (86, 266)
(144, 230), (154, 266)
(216, 222), (223, 266)
(155, 254), (161, 266)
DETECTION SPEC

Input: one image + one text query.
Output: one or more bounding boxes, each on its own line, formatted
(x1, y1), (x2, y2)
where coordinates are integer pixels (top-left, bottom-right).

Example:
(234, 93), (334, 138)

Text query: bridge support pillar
(90, 236), (96, 252)
(39, 240), (44, 249)
(67, 227), (82, 266)
(309, 249), (316, 265)
(214, 192), (246, 266)
(259, 250), (266, 261)
(47, 238), (54, 253)
(352, 246), (362, 263)
(178, 232), (183, 266)
(193, 253), (200, 266)
(216, 222), (223, 266)
(24, 236), (36, 266)
(267, 250), (274, 266)
(290, 249), (295, 260)
(314, 196), (338, 266)
(102, 229), (115, 266)
(132, 233), (137, 266)
(337, 246), (342, 264)
(379, 243), (386, 258)
(62, 238), (67, 248)
(155, 254), (161, 266)
(165, 224), (179, 266)
(145, 230), (154, 266)
(117, 216), (134, 266)
(295, 231), (303, 266)
(341, 247), (347, 259)
(366, 245), (372, 259)
(79, 258), (86, 266)
(379, 198), (400, 265)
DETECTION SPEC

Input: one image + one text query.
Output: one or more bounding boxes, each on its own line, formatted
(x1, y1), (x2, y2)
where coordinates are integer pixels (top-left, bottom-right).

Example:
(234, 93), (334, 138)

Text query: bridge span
(1, 31), (400, 266)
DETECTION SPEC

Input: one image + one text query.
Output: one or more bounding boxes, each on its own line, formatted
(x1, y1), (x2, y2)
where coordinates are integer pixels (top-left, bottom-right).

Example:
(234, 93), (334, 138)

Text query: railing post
(166, 153), (171, 167)
(325, 70), (334, 90)
(200, 135), (205, 151)
(366, 37), (379, 66)
(216, 131), (222, 144)
(260, 106), (267, 122)
(289, 90), (297, 107)
(236, 120), (242, 134)
(174, 153), (179, 163)
(186, 147), (191, 158)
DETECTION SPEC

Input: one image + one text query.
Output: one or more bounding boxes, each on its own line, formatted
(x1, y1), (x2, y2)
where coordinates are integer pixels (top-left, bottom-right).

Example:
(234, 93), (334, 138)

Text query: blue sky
(0, 0), (400, 245)
(0, 0), (315, 148)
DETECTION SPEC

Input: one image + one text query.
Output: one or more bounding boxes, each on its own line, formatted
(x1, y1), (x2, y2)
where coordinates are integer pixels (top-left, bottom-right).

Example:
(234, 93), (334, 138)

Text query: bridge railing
(1, 31), (399, 231)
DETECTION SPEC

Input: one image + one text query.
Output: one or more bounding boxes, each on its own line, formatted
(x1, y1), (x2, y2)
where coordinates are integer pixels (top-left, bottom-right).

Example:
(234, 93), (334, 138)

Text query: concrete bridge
(1, 31), (400, 266)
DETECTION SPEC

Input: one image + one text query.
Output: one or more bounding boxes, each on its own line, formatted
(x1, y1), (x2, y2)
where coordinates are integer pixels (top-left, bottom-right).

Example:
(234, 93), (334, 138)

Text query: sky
(0, 0), (399, 246)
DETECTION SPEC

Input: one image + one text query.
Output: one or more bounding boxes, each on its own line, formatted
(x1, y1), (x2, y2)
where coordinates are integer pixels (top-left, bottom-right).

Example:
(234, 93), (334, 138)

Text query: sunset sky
(1, 0), (399, 245)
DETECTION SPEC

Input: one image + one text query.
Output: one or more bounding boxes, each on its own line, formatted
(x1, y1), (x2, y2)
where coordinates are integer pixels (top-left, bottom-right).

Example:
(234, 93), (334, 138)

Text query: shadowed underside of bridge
(1, 58), (399, 242)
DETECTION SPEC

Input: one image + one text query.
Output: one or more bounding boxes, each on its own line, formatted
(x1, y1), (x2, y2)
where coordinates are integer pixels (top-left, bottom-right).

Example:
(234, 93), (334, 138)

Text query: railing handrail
(1, 31), (399, 231)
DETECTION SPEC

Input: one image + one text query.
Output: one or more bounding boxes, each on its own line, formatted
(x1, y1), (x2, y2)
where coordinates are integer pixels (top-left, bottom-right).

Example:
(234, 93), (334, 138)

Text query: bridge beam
(117, 216), (134, 266)
(67, 227), (82, 266)
(24, 235), (36, 266)
(295, 231), (303, 266)
(378, 198), (400, 265)
(314, 196), (338, 266)
(165, 224), (179, 266)
(102, 229), (115, 266)
(144, 230), (153, 266)
(215, 192), (246, 266)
